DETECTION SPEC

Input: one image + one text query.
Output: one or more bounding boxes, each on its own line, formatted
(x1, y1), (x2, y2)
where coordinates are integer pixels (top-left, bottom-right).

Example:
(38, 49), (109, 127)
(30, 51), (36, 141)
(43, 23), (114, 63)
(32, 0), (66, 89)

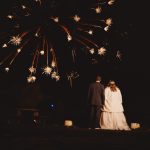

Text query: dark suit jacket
(88, 82), (105, 106)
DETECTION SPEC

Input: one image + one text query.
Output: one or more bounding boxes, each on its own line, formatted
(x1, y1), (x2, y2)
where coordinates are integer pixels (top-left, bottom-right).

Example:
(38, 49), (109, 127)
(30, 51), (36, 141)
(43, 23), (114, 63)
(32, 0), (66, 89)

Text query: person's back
(100, 80), (130, 130)
(102, 86), (124, 112)
(88, 82), (104, 106)
(88, 75), (105, 129)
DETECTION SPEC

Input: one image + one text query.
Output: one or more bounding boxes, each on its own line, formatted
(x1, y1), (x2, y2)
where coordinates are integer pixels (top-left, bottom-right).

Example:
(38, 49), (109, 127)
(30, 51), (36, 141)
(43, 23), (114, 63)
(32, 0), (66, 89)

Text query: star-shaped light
(29, 66), (36, 73)
(2, 43), (7, 48)
(106, 18), (112, 26)
(98, 47), (106, 55)
(43, 66), (52, 75)
(95, 6), (102, 14)
(67, 34), (72, 41)
(73, 15), (81, 22)
(40, 50), (45, 55)
(10, 36), (22, 45)
(27, 76), (36, 83)
(89, 48), (95, 54)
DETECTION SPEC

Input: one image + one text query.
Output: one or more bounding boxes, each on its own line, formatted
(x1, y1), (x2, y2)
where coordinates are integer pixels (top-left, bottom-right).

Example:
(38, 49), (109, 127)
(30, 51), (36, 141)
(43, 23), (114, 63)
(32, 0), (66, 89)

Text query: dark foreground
(0, 126), (150, 150)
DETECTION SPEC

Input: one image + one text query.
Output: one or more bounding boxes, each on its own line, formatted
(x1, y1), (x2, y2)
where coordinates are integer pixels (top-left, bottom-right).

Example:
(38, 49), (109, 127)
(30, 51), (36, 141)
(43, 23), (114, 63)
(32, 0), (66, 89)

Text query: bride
(100, 80), (130, 130)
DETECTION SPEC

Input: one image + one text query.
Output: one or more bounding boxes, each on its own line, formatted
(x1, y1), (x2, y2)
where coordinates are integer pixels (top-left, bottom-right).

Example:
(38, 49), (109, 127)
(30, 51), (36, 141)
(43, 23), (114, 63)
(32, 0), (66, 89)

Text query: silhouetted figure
(87, 75), (105, 129)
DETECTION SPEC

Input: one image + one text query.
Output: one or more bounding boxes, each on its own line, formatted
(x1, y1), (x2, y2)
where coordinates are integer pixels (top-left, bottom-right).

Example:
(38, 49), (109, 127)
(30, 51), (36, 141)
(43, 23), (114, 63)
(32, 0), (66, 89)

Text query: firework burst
(0, 0), (125, 85)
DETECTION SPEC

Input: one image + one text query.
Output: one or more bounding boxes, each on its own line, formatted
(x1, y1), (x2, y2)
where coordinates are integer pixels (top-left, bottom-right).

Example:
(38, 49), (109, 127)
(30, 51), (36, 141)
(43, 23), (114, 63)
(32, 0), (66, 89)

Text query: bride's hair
(108, 80), (118, 92)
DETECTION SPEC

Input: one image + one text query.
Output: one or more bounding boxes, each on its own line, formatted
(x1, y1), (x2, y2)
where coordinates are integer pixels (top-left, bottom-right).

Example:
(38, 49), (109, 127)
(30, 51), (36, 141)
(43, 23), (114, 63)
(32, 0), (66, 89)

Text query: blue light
(49, 103), (55, 109)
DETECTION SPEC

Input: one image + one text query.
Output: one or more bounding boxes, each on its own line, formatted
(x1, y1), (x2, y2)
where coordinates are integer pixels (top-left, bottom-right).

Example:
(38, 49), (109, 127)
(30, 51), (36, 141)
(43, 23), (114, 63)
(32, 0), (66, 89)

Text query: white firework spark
(27, 76), (36, 83)
(89, 48), (95, 54)
(10, 36), (22, 46)
(29, 66), (36, 73)
(5, 67), (10, 72)
(98, 47), (106, 55)
(43, 66), (52, 75)
(73, 15), (81, 22)
(106, 18), (112, 26)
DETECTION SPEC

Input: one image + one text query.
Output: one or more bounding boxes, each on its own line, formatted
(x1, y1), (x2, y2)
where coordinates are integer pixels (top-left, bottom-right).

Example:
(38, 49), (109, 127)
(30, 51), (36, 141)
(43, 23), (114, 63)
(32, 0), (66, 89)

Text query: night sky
(0, 0), (149, 127)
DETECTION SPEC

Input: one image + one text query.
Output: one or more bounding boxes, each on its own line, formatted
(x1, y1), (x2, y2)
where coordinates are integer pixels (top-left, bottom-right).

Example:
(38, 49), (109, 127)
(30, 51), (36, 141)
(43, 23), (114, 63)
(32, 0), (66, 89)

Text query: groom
(87, 75), (105, 129)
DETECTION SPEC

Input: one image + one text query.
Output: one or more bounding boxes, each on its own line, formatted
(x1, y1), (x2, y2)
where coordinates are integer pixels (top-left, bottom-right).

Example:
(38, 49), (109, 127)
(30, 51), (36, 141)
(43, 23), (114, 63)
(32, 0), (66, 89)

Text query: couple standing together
(88, 75), (130, 130)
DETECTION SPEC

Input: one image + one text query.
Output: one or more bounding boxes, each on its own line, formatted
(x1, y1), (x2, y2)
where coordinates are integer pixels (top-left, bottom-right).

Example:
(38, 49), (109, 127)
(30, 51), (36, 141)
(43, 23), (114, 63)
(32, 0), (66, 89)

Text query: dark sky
(0, 0), (149, 126)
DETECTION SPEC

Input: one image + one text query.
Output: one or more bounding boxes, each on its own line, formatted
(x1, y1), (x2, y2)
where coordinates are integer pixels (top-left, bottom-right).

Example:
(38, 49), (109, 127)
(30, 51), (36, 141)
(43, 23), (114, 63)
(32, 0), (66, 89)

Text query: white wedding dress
(100, 87), (130, 130)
